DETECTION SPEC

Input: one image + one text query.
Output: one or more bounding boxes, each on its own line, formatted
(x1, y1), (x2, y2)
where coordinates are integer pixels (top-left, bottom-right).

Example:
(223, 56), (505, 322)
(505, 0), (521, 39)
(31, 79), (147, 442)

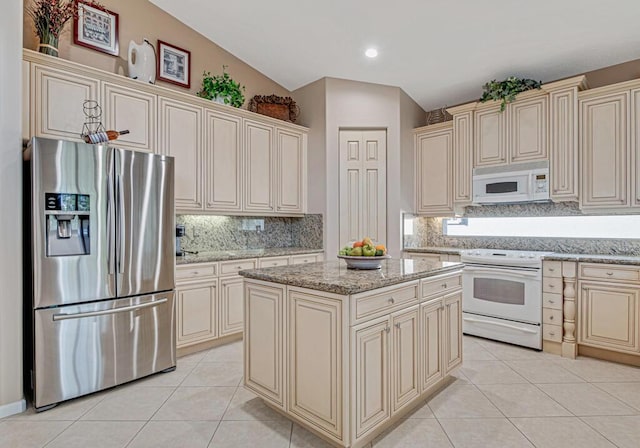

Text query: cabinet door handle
(548, 268), (555, 272)
(549, 315), (554, 320)
(548, 300), (555, 304)
(606, 272), (614, 276)
(385, 327), (391, 333)
(549, 332), (555, 336)
(442, 283), (448, 288)
(548, 284), (555, 288)
(193, 271), (199, 275)
(395, 323), (401, 329)
(389, 297), (395, 304)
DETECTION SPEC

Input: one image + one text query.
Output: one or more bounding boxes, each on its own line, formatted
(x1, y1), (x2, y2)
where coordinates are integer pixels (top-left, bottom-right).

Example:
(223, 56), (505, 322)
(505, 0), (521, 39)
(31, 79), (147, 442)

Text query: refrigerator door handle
(116, 173), (125, 274)
(107, 170), (115, 275)
(52, 298), (168, 321)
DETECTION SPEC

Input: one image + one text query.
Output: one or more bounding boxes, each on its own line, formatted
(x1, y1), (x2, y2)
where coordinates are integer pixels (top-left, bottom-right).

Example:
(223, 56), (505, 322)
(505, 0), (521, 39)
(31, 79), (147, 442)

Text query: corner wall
(295, 77), (426, 256)
(0, 0), (26, 417)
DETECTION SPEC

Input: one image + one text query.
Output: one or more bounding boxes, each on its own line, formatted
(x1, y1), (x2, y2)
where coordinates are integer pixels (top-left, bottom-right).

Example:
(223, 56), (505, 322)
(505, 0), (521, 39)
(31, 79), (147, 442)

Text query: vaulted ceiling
(150, 0), (640, 111)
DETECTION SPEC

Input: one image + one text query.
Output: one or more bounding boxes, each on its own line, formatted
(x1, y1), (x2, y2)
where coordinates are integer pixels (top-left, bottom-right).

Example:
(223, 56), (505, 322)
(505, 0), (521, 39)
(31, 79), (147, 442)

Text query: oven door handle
(463, 266), (540, 279)
(463, 316), (538, 334)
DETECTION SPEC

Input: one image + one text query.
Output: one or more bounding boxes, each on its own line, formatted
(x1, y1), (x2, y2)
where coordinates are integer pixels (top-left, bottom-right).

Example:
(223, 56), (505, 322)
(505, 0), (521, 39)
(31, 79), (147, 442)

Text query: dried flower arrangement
(26, 0), (104, 56)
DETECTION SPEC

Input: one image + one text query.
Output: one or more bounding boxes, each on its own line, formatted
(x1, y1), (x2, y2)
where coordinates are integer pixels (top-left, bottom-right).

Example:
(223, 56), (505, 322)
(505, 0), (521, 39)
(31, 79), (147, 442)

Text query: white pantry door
(339, 130), (387, 248)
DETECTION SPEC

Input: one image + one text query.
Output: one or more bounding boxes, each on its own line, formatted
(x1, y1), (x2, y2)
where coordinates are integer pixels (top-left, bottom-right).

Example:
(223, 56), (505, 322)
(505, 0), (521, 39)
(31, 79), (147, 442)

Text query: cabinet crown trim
(413, 121), (453, 134)
(542, 75), (589, 92)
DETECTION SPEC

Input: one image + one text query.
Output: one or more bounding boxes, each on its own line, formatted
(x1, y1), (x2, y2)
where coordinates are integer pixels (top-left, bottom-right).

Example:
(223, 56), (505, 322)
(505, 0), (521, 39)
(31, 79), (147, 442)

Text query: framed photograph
(157, 40), (191, 88)
(74, 2), (119, 56)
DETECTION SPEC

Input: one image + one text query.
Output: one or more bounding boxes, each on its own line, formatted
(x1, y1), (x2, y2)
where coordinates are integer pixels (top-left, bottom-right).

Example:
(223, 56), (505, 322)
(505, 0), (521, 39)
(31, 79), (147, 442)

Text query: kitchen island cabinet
(240, 259), (462, 448)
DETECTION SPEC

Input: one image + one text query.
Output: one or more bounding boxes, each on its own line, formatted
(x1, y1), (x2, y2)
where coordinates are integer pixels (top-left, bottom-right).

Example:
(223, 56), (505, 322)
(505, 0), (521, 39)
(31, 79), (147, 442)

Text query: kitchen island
(239, 259), (463, 448)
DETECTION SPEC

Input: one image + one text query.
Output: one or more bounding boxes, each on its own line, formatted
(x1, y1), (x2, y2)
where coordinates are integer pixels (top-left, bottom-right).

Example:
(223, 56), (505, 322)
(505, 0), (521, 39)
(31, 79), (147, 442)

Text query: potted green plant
(27, 0), (103, 57)
(480, 77), (542, 112)
(197, 66), (246, 108)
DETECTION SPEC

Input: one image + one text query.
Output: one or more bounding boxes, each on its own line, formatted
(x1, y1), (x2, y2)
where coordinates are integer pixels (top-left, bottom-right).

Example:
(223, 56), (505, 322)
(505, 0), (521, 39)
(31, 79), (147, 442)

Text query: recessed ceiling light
(365, 48), (378, 58)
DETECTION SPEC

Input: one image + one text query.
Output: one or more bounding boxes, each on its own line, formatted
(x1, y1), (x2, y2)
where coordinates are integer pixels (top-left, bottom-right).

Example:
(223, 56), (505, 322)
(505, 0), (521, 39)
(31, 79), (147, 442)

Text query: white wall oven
(460, 249), (552, 349)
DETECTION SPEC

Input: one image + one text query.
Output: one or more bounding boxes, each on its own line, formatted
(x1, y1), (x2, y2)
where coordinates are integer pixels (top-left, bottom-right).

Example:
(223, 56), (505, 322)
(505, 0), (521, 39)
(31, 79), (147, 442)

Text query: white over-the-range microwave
(472, 161), (550, 204)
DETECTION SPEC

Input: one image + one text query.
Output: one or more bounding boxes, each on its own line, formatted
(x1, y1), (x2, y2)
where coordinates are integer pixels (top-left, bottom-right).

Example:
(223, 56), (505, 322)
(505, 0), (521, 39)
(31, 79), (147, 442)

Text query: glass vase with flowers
(27, 0), (103, 57)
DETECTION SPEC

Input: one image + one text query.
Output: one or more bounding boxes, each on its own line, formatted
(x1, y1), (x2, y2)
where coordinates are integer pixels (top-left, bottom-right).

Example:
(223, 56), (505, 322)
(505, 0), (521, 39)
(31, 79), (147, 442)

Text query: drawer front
(543, 324), (563, 342)
(258, 256), (290, 268)
(579, 263), (640, 283)
(542, 292), (563, 310)
(543, 277), (563, 294)
(176, 263), (218, 282)
(543, 308), (562, 325)
(290, 253), (322, 265)
(421, 274), (462, 299)
(543, 261), (562, 278)
(354, 284), (418, 322)
(220, 259), (257, 276)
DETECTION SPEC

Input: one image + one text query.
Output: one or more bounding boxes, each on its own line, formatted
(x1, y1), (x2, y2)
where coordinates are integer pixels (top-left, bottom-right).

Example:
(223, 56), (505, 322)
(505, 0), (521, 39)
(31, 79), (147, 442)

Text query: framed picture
(74, 1), (119, 56)
(157, 40), (191, 88)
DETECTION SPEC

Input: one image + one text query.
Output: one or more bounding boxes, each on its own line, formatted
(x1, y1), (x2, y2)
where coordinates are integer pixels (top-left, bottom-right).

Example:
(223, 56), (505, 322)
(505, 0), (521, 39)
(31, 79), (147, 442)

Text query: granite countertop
(403, 247), (463, 255)
(403, 247), (640, 265)
(176, 247), (324, 265)
(239, 259), (463, 295)
(542, 253), (640, 265)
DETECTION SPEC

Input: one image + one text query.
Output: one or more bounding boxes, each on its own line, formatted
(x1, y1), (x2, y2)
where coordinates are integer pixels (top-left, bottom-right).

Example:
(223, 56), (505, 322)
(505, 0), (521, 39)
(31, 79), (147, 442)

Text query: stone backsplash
(404, 202), (640, 255)
(176, 214), (323, 252)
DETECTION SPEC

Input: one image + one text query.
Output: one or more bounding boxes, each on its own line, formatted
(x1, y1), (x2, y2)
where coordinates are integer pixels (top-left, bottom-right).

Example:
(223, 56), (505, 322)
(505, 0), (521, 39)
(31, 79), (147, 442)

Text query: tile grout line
(575, 415), (624, 448)
(208, 385), (241, 445)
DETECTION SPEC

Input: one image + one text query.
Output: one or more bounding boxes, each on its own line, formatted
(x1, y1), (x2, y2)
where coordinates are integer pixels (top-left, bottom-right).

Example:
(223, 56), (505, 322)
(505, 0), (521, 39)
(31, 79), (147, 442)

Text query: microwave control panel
(534, 174), (548, 194)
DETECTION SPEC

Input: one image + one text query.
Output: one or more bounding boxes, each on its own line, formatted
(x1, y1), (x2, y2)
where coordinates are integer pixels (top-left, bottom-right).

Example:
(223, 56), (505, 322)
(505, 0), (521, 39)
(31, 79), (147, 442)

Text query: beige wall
(23, 0), (290, 105)
(1, 0), (25, 417)
(295, 77), (426, 256)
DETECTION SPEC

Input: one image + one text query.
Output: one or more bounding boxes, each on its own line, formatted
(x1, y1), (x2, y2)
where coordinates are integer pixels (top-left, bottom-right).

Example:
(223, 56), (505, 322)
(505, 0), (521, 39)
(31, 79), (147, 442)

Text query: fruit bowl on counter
(337, 254), (391, 270)
(337, 237), (389, 270)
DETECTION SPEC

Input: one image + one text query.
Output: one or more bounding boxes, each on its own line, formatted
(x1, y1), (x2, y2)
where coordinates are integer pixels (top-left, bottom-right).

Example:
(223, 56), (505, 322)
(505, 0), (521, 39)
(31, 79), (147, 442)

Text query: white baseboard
(0, 399), (26, 418)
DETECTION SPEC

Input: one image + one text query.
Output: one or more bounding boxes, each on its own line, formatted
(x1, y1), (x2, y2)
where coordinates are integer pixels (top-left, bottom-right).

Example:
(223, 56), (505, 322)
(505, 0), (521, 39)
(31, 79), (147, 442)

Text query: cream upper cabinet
(102, 82), (156, 152)
(353, 317), (390, 440)
(579, 90), (629, 210)
(579, 281), (639, 354)
(510, 95), (548, 163)
(176, 280), (217, 348)
(219, 276), (244, 337)
(23, 50), (309, 217)
(447, 103), (475, 206)
(542, 76), (588, 202)
(633, 88), (640, 207)
(31, 63), (99, 141)
(159, 97), (203, 211)
(244, 119), (274, 212)
(205, 109), (242, 211)
(414, 123), (454, 216)
(390, 306), (420, 413)
(275, 128), (306, 214)
(444, 291), (462, 373)
(474, 102), (507, 167)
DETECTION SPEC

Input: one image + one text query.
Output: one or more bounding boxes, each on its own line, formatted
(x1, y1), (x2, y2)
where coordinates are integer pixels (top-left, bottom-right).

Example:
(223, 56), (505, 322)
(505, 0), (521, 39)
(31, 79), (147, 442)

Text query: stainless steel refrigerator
(24, 137), (176, 411)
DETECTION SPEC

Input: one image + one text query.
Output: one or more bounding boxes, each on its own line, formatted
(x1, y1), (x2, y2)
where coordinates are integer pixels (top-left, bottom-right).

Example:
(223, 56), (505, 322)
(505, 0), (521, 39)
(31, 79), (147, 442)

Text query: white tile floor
(3, 336), (640, 447)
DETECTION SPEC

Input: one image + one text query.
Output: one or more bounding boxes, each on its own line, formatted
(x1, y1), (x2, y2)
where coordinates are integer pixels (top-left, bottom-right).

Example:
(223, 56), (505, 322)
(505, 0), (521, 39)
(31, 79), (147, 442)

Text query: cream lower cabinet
(577, 263), (640, 358)
(444, 292), (463, 373)
(176, 280), (218, 347)
(219, 276), (245, 336)
(414, 123), (454, 216)
(244, 281), (285, 408)
(244, 271), (462, 448)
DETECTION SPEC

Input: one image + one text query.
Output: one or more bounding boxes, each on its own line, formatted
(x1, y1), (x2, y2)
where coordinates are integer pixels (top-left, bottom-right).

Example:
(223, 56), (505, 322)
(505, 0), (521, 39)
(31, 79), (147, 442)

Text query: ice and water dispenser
(45, 193), (91, 257)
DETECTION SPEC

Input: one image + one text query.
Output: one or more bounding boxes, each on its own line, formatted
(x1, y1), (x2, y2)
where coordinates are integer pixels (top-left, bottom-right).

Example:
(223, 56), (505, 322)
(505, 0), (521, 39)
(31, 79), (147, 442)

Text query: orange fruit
(353, 241), (364, 248)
